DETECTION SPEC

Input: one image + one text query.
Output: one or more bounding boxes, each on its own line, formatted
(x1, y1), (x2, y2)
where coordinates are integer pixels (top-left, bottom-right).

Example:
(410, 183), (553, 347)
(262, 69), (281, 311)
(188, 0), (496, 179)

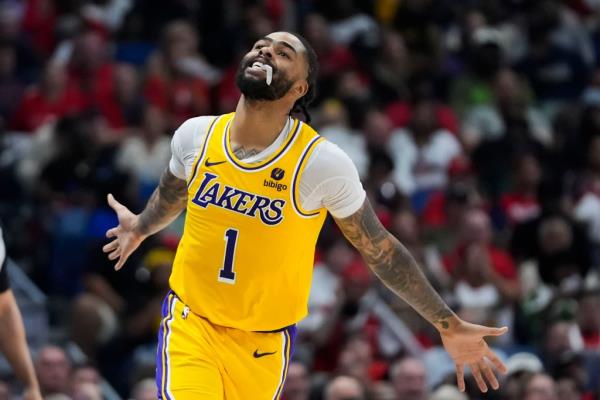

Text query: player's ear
(294, 80), (308, 99)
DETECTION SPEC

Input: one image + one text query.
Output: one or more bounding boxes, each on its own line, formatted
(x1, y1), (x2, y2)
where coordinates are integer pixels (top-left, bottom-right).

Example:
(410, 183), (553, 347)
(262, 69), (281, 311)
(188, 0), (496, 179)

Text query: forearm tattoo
(137, 169), (188, 236)
(334, 200), (454, 330)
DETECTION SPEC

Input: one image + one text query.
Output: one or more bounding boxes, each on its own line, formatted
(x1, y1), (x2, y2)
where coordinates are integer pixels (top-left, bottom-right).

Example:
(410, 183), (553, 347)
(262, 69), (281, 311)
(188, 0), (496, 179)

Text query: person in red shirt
(68, 30), (116, 108)
(144, 21), (212, 130)
(444, 208), (521, 326)
(501, 153), (543, 226)
(96, 63), (144, 131)
(10, 61), (85, 133)
(577, 291), (600, 349)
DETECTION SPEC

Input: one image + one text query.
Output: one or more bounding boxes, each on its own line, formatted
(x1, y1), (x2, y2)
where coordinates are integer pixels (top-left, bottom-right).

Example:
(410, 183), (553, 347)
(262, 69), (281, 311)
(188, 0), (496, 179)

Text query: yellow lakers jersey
(170, 113), (327, 331)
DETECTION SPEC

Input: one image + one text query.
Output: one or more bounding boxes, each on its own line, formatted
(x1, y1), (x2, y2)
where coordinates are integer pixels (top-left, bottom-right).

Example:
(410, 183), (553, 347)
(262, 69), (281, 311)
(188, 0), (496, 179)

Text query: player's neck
(230, 96), (291, 149)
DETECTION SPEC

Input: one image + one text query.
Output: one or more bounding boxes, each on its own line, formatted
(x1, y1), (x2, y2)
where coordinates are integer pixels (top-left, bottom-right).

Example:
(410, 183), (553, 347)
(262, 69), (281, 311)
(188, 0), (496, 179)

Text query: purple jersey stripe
(156, 292), (175, 400)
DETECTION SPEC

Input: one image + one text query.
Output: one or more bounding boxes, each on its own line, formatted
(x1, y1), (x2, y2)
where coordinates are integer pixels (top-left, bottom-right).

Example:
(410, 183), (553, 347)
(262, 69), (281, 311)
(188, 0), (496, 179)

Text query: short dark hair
(290, 33), (318, 123)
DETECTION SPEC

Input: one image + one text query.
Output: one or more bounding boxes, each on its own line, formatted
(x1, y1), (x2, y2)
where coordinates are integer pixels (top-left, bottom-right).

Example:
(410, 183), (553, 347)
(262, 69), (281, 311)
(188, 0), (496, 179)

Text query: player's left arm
(334, 198), (508, 393)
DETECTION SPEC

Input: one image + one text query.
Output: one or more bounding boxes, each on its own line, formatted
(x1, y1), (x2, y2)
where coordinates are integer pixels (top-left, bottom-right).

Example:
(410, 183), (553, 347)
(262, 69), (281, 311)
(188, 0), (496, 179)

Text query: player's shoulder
(304, 135), (358, 178)
(173, 115), (220, 150)
(175, 115), (218, 135)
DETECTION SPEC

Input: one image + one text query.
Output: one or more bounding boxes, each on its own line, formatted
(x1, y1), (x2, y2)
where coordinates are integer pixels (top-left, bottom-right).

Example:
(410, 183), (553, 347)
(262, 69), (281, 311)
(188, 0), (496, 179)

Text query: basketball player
(0, 226), (42, 400)
(103, 32), (508, 399)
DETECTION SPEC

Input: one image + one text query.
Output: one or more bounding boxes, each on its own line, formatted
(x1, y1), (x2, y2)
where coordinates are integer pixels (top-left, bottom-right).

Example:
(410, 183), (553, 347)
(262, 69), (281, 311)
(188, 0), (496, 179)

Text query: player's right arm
(103, 169), (187, 270)
(103, 117), (212, 270)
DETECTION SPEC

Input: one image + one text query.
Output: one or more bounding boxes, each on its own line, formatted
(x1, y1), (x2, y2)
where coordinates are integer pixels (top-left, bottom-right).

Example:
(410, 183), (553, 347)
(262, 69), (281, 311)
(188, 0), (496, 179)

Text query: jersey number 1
(218, 228), (238, 284)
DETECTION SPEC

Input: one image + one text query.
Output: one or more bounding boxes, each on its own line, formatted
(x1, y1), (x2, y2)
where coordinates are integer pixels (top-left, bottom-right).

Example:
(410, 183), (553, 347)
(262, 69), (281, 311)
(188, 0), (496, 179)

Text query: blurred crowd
(0, 0), (600, 399)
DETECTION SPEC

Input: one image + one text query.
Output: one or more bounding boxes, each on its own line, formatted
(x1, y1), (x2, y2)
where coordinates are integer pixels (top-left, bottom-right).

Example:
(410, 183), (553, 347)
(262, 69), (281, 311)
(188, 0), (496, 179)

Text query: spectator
(500, 152), (543, 226)
(522, 373), (558, 400)
(10, 61), (85, 133)
(282, 362), (310, 400)
(449, 28), (506, 117)
(369, 381), (395, 400)
(68, 30), (117, 108)
(0, 380), (12, 400)
(335, 336), (375, 389)
(391, 209), (448, 292)
(70, 363), (103, 400)
(386, 80), (459, 135)
(388, 98), (462, 209)
(298, 238), (353, 351)
(574, 135), (600, 264)
(462, 68), (552, 152)
(517, 3), (589, 112)
(371, 29), (410, 104)
(34, 345), (71, 397)
(303, 13), (358, 101)
(69, 363), (101, 398)
(444, 209), (521, 326)
(131, 378), (156, 400)
(541, 320), (582, 373)
(0, 41), (24, 130)
(145, 20), (214, 129)
(324, 375), (366, 400)
(20, 0), (58, 58)
(555, 377), (582, 400)
(97, 63), (144, 132)
(510, 180), (592, 288)
(576, 290), (600, 349)
(389, 357), (428, 400)
(115, 105), (171, 201)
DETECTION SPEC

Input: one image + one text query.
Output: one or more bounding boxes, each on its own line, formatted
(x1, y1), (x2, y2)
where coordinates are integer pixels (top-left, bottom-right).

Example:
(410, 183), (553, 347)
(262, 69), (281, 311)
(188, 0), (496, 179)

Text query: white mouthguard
(262, 64), (273, 86)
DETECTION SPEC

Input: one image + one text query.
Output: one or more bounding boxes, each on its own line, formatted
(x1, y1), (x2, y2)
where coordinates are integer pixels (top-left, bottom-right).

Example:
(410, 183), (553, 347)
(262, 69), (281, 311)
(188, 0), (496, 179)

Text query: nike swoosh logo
(205, 158), (226, 167)
(253, 349), (277, 358)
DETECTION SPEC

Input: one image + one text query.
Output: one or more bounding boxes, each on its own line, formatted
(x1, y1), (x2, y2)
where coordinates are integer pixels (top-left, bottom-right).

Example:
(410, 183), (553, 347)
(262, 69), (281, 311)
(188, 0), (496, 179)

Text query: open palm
(440, 320), (508, 393)
(102, 194), (146, 270)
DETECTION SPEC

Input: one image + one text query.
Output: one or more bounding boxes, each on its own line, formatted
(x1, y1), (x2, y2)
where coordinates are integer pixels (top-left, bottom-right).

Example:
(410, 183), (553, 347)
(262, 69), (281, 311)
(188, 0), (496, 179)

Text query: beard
(235, 57), (294, 101)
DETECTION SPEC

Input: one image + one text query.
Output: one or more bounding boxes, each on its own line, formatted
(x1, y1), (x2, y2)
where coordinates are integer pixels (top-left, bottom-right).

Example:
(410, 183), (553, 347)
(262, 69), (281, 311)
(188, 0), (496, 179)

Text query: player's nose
(258, 46), (273, 59)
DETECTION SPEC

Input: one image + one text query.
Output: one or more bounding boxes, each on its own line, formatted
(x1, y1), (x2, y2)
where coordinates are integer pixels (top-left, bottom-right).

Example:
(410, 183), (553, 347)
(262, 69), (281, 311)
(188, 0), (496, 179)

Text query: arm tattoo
(334, 200), (455, 330)
(232, 145), (260, 160)
(136, 168), (188, 236)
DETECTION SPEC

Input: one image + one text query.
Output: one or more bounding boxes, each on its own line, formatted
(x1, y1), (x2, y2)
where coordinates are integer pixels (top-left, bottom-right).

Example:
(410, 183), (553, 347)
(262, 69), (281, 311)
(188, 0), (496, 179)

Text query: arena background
(0, 0), (599, 399)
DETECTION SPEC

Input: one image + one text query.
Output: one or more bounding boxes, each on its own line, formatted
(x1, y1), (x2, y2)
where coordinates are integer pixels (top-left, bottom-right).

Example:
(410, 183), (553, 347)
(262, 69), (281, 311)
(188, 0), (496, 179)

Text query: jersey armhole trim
(186, 116), (220, 188)
(291, 136), (327, 218)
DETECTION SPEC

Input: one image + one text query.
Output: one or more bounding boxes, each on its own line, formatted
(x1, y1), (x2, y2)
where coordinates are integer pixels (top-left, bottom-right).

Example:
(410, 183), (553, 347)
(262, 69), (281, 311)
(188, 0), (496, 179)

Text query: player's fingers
(486, 349), (508, 374)
(107, 193), (125, 212)
(106, 227), (120, 238)
(455, 364), (466, 392)
(108, 250), (120, 261)
(115, 250), (131, 270)
(482, 326), (508, 337)
(479, 359), (499, 390)
(469, 362), (488, 393)
(102, 240), (119, 253)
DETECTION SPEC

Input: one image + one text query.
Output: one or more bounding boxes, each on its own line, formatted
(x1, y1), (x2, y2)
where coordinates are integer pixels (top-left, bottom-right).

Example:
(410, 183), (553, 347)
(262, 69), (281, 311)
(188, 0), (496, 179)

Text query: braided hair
(290, 33), (318, 123)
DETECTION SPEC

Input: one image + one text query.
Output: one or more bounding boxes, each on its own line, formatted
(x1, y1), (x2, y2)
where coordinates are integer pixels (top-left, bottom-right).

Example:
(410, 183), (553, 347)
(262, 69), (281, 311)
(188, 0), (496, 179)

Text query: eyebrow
(258, 36), (298, 54)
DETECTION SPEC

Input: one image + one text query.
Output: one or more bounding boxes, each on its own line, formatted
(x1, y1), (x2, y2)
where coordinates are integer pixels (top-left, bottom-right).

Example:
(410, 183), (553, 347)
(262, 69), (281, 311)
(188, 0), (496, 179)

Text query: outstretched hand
(102, 194), (146, 270)
(440, 320), (508, 393)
